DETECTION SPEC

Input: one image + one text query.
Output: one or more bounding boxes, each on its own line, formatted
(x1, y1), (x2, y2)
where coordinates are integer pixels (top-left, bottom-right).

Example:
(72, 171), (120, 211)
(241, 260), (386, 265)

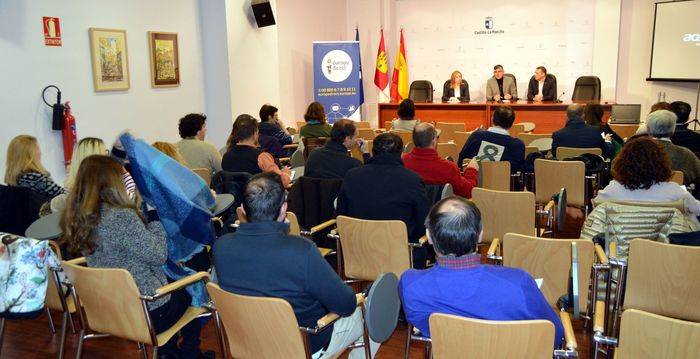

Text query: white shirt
(454, 86), (461, 99)
(537, 80), (544, 96)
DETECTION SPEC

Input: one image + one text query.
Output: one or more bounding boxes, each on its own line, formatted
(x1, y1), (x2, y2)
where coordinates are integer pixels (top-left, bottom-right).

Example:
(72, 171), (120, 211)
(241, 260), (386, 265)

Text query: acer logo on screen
(682, 33), (700, 42)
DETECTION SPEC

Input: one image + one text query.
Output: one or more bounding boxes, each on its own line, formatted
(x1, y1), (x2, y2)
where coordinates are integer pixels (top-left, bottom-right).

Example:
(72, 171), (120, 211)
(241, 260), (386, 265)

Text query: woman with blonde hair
(60, 155), (209, 358)
(4, 134), (65, 199)
(152, 141), (189, 166)
(49, 137), (109, 212)
(441, 70), (470, 102)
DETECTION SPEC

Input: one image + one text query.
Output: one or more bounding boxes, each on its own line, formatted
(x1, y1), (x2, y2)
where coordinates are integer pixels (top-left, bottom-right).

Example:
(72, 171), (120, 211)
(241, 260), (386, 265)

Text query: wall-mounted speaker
(251, 0), (276, 28)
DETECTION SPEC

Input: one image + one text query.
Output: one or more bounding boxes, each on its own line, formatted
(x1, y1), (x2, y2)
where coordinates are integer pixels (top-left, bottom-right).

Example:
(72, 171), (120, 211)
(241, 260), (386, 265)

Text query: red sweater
(403, 147), (478, 198)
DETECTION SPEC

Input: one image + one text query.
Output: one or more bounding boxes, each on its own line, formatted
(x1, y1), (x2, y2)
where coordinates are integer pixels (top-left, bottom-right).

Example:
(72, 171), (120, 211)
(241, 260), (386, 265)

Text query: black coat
(526, 76), (557, 101)
(552, 119), (612, 159)
(671, 126), (700, 156)
(304, 141), (365, 179)
(0, 185), (48, 236)
(441, 81), (470, 102)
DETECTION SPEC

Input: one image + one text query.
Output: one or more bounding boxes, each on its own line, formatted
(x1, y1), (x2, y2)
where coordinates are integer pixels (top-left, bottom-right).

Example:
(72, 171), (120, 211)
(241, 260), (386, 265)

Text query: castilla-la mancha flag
(374, 29), (390, 102)
(390, 29), (408, 101)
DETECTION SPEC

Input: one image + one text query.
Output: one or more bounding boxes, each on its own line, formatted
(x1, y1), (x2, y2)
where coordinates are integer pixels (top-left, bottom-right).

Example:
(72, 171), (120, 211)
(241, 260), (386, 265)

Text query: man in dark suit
(336, 132), (431, 268)
(669, 101), (700, 156)
(552, 104), (612, 158)
(526, 66), (556, 101)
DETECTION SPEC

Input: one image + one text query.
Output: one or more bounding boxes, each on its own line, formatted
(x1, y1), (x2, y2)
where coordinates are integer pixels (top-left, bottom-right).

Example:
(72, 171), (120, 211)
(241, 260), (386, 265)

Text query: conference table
(378, 101), (613, 134)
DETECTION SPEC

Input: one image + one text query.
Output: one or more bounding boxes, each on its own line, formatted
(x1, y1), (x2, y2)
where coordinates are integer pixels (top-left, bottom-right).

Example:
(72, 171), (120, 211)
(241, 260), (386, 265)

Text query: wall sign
(43, 17), (62, 46)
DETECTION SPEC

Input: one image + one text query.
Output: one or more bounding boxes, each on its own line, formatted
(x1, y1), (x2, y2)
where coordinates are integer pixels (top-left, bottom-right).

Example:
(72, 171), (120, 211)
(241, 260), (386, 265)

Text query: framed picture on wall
(148, 31), (180, 88)
(88, 28), (130, 92)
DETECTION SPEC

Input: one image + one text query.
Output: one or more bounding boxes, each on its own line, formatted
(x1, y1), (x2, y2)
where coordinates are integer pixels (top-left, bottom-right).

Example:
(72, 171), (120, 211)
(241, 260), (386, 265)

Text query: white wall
(616, 0), (699, 118)
(0, 0), (206, 183)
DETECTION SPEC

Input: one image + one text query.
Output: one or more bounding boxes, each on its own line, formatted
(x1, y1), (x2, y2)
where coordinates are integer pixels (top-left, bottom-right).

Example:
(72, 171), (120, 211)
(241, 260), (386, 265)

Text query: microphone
(556, 92), (565, 103)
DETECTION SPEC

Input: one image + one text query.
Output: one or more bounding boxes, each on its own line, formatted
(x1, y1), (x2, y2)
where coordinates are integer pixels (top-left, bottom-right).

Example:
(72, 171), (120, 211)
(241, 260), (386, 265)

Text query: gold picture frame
(88, 28), (130, 92)
(148, 31), (180, 88)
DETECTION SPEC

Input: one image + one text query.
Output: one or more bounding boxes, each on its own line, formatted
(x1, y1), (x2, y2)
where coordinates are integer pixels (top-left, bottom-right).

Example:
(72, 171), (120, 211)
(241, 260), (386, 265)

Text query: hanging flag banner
(313, 41), (362, 122)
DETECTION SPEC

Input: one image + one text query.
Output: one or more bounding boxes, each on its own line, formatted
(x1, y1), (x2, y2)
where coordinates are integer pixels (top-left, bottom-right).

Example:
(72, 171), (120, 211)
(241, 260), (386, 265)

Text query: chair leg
(46, 308), (56, 334)
(68, 312), (76, 334)
(404, 324), (412, 359)
(76, 330), (86, 359)
(152, 345), (159, 359)
(212, 311), (227, 358)
(138, 343), (148, 359)
(361, 307), (371, 359)
(0, 318), (6, 354)
(58, 312), (69, 359)
(425, 341), (433, 359)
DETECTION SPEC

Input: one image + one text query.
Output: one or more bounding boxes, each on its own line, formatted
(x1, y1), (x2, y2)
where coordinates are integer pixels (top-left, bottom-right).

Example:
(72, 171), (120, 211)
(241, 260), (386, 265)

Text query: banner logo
(475, 16), (504, 35)
(485, 17), (493, 30)
(321, 50), (353, 83)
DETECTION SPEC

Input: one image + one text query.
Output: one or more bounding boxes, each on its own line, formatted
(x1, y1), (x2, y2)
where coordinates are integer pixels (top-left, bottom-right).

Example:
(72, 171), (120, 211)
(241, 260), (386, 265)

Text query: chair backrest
(192, 168), (212, 186)
(571, 76), (601, 101)
(624, 239), (700, 322)
(529, 138), (553, 151)
(517, 133), (552, 146)
(436, 142), (458, 162)
(302, 137), (329, 160)
(452, 131), (471, 151)
(62, 262), (153, 344)
(503, 233), (594, 312)
(287, 127), (298, 135)
(286, 211), (302, 236)
(670, 171), (684, 185)
(471, 188), (536, 242)
(556, 146), (602, 159)
(525, 146), (539, 158)
(409, 80), (434, 103)
(206, 282), (307, 358)
(390, 130), (413, 148)
(296, 120), (306, 130)
(510, 124), (526, 138)
(436, 122), (466, 144)
(355, 121), (371, 129)
(504, 73), (517, 88)
(357, 128), (376, 140)
(547, 73), (558, 95)
(535, 159), (585, 207)
(289, 149), (304, 168)
(287, 176), (343, 230)
(478, 161), (511, 191)
(616, 309), (700, 359)
(608, 124), (638, 141)
(430, 313), (554, 359)
(336, 216), (411, 281)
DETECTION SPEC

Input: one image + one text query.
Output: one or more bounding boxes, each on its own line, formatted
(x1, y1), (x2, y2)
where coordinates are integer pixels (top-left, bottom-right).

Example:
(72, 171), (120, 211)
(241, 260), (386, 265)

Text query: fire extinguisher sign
(43, 17), (62, 46)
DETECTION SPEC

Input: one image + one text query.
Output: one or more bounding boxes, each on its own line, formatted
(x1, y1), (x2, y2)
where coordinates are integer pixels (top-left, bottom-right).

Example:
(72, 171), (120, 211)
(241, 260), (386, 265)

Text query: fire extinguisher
(62, 102), (77, 166)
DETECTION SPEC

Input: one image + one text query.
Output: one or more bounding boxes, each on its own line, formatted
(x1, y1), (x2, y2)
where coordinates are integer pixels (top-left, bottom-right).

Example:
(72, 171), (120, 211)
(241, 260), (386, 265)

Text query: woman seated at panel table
(441, 70), (470, 103)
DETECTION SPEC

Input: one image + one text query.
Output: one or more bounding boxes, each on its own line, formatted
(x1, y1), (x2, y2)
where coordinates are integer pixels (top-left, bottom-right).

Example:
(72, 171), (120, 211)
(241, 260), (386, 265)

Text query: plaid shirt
(435, 253), (481, 269)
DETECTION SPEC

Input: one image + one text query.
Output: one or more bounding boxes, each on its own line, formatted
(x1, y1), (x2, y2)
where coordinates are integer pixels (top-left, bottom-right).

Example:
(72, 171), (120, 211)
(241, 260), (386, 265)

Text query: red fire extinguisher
(62, 101), (77, 167)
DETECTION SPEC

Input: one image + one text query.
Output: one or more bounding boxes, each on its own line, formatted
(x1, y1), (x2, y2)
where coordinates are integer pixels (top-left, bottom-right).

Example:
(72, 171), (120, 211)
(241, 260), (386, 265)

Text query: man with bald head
(552, 104), (612, 158)
(399, 196), (564, 347)
(403, 123), (479, 198)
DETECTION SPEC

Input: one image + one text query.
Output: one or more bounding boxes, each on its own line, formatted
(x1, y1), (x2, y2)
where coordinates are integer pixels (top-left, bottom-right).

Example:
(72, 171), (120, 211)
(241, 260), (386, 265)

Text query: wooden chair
(430, 313), (556, 359)
(477, 161), (512, 191)
(555, 146), (602, 159)
(192, 168), (212, 187)
(45, 241), (78, 359)
(593, 239), (700, 357)
(517, 133), (552, 146)
(510, 124), (526, 138)
(530, 138), (553, 151)
(608, 124), (639, 141)
(472, 188), (536, 247)
(517, 122), (536, 133)
(357, 128), (376, 140)
(296, 120), (306, 131)
(302, 137), (329, 160)
(390, 130), (413, 148)
(333, 216), (425, 281)
(612, 309), (700, 359)
(670, 171), (684, 185)
(436, 142), (458, 162)
(452, 131), (471, 152)
(355, 121), (371, 129)
(525, 146), (540, 158)
(62, 260), (221, 359)
(535, 158), (587, 221)
(287, 127), (298, 135)
(435, 122), (466, 143)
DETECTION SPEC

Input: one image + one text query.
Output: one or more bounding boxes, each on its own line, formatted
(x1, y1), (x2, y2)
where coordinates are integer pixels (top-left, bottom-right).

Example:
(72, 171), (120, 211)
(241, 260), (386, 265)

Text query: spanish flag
(390, 29), (408, 101)
(374, 29), (390, 102)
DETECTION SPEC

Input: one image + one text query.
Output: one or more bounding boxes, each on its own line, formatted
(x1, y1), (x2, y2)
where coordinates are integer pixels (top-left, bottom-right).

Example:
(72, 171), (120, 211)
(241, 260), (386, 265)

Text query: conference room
(2, 0), (700, 358)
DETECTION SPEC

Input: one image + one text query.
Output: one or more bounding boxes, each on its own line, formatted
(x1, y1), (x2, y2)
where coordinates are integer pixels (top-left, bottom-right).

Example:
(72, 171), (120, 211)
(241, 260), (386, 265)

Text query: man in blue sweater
(399, 196), (564, 348)
(213, 172), (378, 358)
(458, 106), (525, 173)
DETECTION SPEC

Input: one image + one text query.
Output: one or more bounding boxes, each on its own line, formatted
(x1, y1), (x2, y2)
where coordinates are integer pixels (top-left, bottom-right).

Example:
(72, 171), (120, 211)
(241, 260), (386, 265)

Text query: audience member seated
(305, 119), (370, 179)
(391, 99), (420, 131)
(221, 114), (291, 187)
(552, 104), (612, 159)
(669, 101), (700, 156)
(213, 173), (378, 358)
(259, 104), (294, 157)
(584, 103), (623, 144)
(51, 137), (112, 212)
(336, 132), (431, 268)
(645, 110), (700, 187)
(176, 113), (222, 174)
(4, 134), (65, 200)
(594, 137), (699, 216)
(299, 101), (332, 138)
(635, 102), (673, 136)
(399, 196), (564, 347)
(60, 155), (211, 359)
(458, 106), (525, 173)
(403, 123), (479, 198)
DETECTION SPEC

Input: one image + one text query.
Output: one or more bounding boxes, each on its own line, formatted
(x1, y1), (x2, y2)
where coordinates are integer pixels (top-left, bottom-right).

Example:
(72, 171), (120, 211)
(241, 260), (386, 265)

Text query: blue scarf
(120, 133), (215, 306)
